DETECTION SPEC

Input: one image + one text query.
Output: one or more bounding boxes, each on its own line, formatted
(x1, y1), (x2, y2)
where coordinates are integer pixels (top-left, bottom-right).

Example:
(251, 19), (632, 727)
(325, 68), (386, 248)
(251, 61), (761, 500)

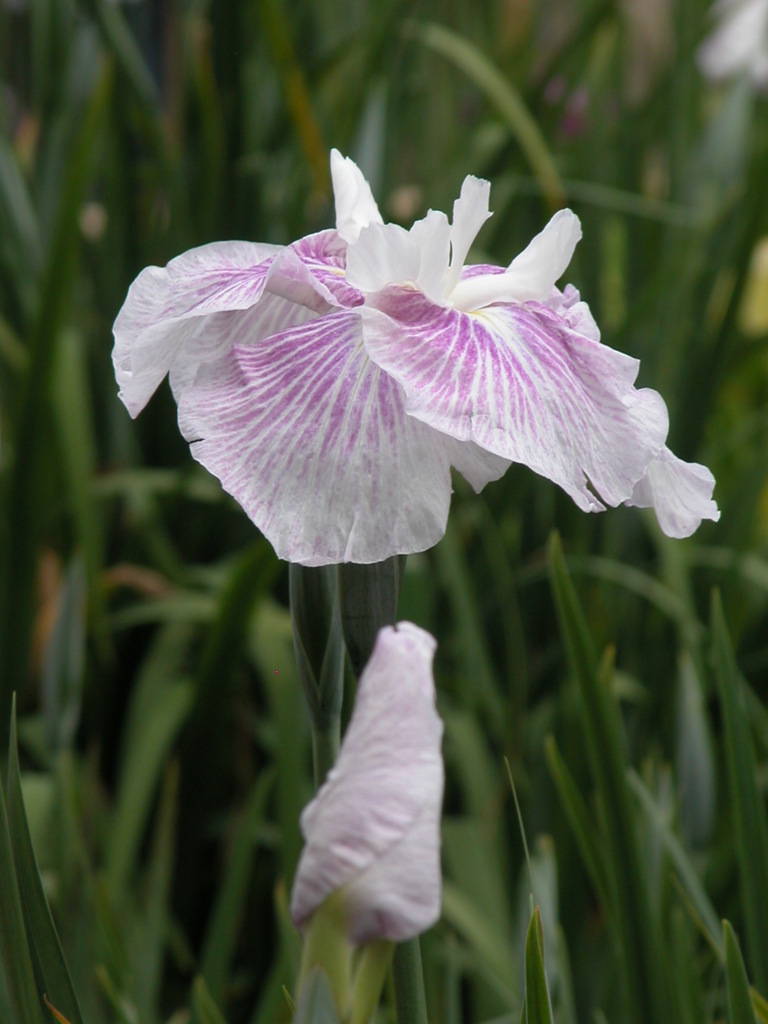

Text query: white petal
(291, 623), (444, 944)
(409, 210), (451, 304)
(345, 222), (423, 295)
(362, 292), (669, 513)
(176, 311), (459, 565)
(331, 150), (384, 244)
(442, 438), (512, 492)
(450, 209), (582, 311)
(346, 213), (451, 303)
(445, 175), (492, 296)
(627, 447), (720, 538)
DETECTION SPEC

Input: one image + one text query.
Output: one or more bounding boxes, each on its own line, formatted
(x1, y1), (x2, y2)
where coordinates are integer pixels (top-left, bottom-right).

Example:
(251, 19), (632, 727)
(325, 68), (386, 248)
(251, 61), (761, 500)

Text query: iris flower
(697, 0), (768, 87)
(113, 151), (719, 565)
(290, 622), (443, 944)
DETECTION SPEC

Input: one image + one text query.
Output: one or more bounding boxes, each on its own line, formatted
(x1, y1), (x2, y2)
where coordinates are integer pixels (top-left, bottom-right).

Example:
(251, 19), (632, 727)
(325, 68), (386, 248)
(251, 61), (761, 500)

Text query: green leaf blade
(724, 921), (758, 1024)
(712, 591), (768, 993)
(6, 709), (83, 1024)
(523, 907), (554, 1024)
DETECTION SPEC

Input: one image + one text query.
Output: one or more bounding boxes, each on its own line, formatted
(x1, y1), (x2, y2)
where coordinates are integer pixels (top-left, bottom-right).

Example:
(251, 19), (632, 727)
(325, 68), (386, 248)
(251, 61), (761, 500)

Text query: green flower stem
(289, 563), (346, 789)
(312, 720), (340, 791)
(392, 938), (429, 1024)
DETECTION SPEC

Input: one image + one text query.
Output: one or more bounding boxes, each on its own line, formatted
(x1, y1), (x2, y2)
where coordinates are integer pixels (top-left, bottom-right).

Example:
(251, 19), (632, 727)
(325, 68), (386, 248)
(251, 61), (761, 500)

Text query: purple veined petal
(113, 241), (279, 415)
(450, 209), (582, 311)
(166, 289), (323, 400)
(361, 293), (670, 513)
(627, 447), (720, 538)
(289, 230), (365, 309)
(175, 309), (462, 565)
(445, 175), (492, 296)
(291, 623), (444, 944)
(113, 232), (354, 418)
(116, 240), (282, 332)
(331, 150), (384, 244)
(548, 283), (600, 341)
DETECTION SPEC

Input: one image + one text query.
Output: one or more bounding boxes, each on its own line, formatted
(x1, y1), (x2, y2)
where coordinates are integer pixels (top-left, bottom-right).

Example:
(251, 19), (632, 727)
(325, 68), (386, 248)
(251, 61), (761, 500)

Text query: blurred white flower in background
(698, 0), (768, 88)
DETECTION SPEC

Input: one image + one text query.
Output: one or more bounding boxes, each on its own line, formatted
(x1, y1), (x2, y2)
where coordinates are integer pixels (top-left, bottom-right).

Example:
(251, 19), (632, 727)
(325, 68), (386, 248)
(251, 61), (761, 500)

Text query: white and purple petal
(175, 311), (465, 565)
(290, 623), (443, 944)
(113, 241), (279, 416)
(113, 232), (356, 418)
(362, 291), (669, 515)
(627, 447), (720, 537)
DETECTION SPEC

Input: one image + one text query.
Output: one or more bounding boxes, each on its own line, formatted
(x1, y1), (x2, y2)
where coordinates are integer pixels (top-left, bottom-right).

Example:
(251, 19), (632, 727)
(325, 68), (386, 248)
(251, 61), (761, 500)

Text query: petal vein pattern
(113, 149), (719, 549)
(177, 311), (460, 565)
(362, 292), (670, 512)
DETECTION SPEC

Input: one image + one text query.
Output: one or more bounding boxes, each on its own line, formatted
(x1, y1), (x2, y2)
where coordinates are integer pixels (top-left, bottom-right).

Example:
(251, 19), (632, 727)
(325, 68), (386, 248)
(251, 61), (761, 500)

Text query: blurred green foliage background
(1, 0), (768, 1022)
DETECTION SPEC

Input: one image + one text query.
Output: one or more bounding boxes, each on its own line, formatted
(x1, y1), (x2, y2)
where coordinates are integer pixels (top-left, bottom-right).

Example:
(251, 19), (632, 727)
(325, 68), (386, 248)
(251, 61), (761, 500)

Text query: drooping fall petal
(113, 240), (280, 416)
(361, 292), (670, 514)
(176, 311), (464, 565)
(627, 448), (720, 538)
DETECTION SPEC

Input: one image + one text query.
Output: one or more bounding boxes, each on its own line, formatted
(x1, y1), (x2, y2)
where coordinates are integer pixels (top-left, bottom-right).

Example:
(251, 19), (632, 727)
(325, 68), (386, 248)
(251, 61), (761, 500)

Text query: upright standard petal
(362, 292), (669, 514)
(290, 623), (444, 944)
(331, 149), (384, 244)
(445, 175), (492, 296)
(345, 211), (451, 304)
(450, 209), (582, 311)
(176, 311), (462, 565)
(627, 448), (721, 537)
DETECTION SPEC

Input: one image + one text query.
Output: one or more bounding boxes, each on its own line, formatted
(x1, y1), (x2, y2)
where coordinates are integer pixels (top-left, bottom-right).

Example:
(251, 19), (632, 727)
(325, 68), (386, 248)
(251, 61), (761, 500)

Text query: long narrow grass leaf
(544, 736), (610, 913)
(627, 770), (721, 948)
(711, 592), (768, 992)
(106, 680), (192, 892)
(523, 908), (554, 1024)
(6, 708), (82, 1024)
(0, 749), (45, 1024)
(200, 768), (276, 1002)
(724, 921), (758, 1024)
(403, 21), (564, 208)
(191, 976), (230, 1024)
(547, 532), (671, 1024)
(0, 61), (112, 744)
